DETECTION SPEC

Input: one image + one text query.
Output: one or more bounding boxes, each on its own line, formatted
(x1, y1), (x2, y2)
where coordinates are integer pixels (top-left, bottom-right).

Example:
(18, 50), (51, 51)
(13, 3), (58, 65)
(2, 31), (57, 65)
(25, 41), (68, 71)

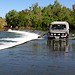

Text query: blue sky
(0, 0), (75, 17)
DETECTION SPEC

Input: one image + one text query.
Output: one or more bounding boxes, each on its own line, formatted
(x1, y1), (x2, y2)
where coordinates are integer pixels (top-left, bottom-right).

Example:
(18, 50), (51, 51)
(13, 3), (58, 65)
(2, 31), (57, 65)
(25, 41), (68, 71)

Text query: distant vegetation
(1, 0), (75, 30)
(0, 17), (7, 30)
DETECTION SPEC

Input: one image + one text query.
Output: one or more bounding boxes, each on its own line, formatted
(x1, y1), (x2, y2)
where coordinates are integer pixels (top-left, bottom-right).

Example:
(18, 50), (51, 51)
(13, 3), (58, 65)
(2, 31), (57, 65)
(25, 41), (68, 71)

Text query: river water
(0, 30), (75, 75)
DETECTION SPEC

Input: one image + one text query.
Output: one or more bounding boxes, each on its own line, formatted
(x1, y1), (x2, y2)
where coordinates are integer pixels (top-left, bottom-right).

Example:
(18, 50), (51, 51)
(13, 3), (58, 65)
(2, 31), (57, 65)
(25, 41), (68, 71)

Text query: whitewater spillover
(0, 29), (40, 50)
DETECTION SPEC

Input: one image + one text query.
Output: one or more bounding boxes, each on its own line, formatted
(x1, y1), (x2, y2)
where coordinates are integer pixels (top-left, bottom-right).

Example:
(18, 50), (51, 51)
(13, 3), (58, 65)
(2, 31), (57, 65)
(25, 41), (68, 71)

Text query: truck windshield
(51, 24), (66, 30)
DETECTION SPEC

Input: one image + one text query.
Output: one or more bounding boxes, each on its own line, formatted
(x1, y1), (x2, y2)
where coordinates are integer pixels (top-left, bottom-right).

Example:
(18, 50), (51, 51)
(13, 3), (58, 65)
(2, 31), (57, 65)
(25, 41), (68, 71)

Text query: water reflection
(47, 39), (68, 52)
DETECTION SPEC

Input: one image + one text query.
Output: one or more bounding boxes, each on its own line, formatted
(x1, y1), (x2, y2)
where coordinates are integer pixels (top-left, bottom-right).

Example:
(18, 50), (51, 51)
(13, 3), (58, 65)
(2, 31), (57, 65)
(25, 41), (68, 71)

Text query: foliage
(4, 0), (75, 30)
(0, 17), (7, 29)
(5, 10), (19, 28)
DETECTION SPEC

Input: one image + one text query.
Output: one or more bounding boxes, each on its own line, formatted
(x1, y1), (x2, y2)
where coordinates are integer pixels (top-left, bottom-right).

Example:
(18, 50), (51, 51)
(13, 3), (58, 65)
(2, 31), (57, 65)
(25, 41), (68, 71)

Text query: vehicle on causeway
(48, 21), (69, 39)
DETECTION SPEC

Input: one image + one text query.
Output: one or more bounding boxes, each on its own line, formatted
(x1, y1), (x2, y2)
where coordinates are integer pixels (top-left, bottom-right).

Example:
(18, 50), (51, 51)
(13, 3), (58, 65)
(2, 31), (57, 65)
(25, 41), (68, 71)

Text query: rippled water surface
(0, 30), (75, 75)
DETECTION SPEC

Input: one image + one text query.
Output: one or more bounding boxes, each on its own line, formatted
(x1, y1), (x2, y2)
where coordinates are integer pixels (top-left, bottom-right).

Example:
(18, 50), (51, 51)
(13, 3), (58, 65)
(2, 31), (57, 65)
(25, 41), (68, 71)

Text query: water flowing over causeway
(0, 30), (40, 50)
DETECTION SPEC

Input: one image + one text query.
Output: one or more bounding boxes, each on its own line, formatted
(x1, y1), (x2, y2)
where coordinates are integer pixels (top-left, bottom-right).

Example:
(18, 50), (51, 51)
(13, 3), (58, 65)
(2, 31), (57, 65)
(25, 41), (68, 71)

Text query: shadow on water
(47, 39), (70, 53)
(47, 39), (68, 52)
(46, 38), (74, 60)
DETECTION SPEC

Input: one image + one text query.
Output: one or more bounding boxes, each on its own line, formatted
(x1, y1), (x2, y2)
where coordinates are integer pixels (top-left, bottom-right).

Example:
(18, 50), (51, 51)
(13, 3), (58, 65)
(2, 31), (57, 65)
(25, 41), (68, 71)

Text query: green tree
(18, 9), (32, 29)
(72, 4), (75, 29)
(42, 6), (51, 30)
(42, 0), (62, 30)
(52, 0), (62, 20)
(30, 3), (42, 30)
(5, 10), (18, 28)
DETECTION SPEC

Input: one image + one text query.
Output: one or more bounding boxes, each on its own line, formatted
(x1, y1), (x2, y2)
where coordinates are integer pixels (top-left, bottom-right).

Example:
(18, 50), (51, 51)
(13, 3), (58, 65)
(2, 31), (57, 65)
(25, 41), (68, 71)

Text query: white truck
(48, 21), (69, 39)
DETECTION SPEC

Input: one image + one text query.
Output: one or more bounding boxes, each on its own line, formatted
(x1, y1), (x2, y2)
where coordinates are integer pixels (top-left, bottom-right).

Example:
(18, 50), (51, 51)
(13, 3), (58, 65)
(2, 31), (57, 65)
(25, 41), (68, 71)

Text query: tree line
(3, 0), (75, 30)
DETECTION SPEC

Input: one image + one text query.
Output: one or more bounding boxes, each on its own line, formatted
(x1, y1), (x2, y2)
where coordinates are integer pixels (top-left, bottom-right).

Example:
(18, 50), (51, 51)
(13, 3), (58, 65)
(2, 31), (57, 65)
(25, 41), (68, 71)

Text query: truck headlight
(58, 34), (60, 35)
(62, 33), (65, 36)
(54, 34), (56, 35)
(51, 33), (53, 35)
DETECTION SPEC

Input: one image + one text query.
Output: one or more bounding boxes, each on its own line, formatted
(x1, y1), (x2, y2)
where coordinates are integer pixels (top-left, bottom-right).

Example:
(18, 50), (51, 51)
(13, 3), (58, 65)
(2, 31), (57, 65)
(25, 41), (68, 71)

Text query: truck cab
(48, 21), (69, 39)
